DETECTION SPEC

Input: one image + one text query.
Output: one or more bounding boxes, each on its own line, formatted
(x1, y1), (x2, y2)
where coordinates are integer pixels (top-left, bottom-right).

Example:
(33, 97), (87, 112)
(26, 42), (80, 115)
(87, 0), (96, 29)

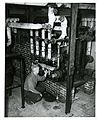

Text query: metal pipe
(35, 30), (39, 55)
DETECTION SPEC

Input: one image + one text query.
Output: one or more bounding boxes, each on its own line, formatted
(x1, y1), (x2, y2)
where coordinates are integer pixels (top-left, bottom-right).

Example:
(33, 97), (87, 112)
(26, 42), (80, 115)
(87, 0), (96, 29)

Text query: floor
(7, 84), (95, 117)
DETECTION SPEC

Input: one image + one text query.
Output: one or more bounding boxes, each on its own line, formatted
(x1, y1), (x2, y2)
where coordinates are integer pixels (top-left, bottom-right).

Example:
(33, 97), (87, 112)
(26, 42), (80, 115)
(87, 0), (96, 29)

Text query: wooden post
(65, 3), (78, 114)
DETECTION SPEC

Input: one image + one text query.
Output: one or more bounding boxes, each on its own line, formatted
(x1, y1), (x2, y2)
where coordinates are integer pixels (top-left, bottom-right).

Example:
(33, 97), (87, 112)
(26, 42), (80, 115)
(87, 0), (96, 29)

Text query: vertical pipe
(36, 41), (39, 55)
(90, 18), (94, 28)
(39, 30), (42, 57)
(48, 30), (51, 59)
(57, 42), (61, 68)
(30, 29), (33, 36)
(42, 29), (45, 39)
(85, 18), (88, 26)
(48, 29), (51, 40)
(42, 29), (45, 58)
(42, 41), (45, 58)
(30, 39), (34, 54)
(48, 43), (51, 59)
(30, 30), (34, 54)
(35, 30), (39, 55)
(86, 41), (92, 55)
(7, 27), (11, 46)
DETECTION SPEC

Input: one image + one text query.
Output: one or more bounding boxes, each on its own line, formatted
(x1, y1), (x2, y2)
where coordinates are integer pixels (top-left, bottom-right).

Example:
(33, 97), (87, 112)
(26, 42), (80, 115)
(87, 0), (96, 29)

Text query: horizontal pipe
(8, 22), (43, 29)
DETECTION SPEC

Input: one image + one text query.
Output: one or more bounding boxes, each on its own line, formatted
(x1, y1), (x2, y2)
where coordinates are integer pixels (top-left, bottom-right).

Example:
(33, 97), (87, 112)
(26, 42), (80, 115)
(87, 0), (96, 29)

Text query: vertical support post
(65, 3), (78, 114)
(5, 88), (9, 117)
(20, 57), (25, 108)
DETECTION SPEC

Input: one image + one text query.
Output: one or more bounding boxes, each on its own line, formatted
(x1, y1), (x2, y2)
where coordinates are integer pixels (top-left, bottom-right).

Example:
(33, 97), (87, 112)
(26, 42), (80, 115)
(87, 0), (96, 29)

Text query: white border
(0, 0), (96, 120)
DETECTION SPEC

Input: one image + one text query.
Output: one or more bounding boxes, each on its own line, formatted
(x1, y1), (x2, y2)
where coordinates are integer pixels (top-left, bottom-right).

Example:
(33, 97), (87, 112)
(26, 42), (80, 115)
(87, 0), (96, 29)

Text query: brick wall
(14, 29), (32, 77)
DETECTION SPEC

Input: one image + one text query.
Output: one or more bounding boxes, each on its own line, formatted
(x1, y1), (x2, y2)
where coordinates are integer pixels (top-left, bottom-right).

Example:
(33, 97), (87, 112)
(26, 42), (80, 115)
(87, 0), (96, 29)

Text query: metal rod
(20, 58), (25, 108)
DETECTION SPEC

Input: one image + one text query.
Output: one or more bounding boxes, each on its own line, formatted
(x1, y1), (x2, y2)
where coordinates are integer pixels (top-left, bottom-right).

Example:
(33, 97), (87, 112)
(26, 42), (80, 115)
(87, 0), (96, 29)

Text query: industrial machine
(6, 3), (95, 114)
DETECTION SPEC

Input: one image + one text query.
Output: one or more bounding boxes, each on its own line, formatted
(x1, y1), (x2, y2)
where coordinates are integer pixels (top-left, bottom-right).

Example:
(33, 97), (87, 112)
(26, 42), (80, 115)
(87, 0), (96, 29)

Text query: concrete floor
(7, 85), (95, 117)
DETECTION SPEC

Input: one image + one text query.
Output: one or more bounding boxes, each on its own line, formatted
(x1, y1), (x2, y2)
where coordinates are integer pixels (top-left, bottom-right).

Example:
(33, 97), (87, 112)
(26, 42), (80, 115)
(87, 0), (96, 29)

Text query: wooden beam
(59, 7), (95, 18)
(65, 3), (78, 114)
